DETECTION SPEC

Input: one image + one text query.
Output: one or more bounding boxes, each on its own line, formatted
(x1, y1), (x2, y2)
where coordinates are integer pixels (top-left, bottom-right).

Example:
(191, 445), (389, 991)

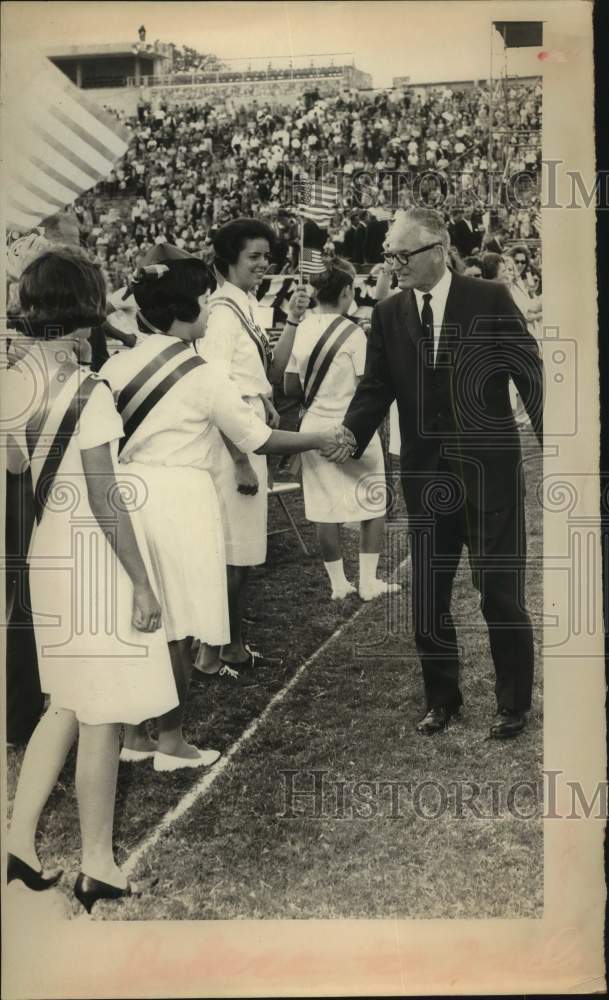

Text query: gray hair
(390, 207), (450, 250)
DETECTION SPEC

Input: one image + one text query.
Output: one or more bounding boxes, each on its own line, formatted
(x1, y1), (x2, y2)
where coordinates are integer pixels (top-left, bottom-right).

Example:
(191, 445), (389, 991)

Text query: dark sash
(26, 370), (103, 525)
(117, 341), (205, 453)
(301, 315), (358, 414)
(210, 295), (273, 375)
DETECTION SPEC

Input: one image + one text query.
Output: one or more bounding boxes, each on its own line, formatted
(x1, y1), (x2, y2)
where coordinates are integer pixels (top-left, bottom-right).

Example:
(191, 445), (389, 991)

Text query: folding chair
(267, 482), (311, 556)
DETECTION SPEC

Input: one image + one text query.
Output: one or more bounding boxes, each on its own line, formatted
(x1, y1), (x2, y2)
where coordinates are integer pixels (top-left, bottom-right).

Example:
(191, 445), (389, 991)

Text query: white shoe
(331, 582), (356, 601)
(153, 748), (221, 772)
(119, 748), (156, 763)
(359, 580), (402, 602)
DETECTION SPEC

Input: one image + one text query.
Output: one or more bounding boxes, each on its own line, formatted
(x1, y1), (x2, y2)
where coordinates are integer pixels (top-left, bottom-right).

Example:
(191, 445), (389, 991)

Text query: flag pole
(488, 21), (494, 212)
(299, 216), (304, 285)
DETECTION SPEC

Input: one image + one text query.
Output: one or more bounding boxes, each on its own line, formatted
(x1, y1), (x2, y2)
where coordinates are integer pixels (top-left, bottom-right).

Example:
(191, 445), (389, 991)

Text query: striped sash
(301, 315), (358, 413)
(210, 296), (274, 375)
(26, 369), (103, 525)
(117, 340), (205, 453)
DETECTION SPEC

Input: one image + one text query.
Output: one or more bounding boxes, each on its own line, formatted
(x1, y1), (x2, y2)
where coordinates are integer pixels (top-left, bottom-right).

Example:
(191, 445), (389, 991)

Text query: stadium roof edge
(45, 42), (170, 58)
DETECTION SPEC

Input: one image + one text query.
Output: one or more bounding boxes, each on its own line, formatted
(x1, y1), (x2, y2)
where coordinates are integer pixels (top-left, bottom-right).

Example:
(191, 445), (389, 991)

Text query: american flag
(295, 181), (338, 227)
(300, 247), (326, 274)
(4, 50), (131, 232)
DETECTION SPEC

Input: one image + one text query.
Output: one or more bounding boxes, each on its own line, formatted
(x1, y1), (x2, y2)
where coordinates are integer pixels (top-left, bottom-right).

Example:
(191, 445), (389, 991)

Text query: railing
(81, 76), (128, 89)
(126, 66), (346, 88)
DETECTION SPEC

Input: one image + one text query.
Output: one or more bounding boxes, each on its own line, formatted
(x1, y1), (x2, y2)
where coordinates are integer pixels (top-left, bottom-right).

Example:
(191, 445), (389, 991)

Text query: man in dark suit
(332, 208), (543, 738)
(449, 209), (482, 258)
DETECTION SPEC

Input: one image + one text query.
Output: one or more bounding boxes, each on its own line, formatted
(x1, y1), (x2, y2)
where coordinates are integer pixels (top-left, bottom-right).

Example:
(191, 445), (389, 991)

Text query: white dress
(198, 281), (272, 566)
(286, 313), (386, 524)
(101, 335), (271, 641)
(3, 352), (179, 726)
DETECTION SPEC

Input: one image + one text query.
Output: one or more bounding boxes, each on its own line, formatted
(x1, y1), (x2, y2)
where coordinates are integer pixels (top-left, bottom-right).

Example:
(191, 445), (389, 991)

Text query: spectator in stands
(72, 78), (541, 295)
(507, 244), (534, 294)
(449, 208), (482, 258)
(481, 252), (502, 280)
(463, 255), (483, 277)
(364, 208), (391, 265)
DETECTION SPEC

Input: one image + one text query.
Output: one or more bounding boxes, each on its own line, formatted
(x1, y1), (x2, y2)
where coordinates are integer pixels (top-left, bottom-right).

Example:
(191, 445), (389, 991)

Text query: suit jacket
(449, 218), (482, 258)
(364, 218), (389, 264)
(343, 272), (543, 514)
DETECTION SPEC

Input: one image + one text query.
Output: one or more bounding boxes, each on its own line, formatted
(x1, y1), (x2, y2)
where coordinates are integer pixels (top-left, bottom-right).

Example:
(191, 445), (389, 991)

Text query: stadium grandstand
(29, 36), (542, 318)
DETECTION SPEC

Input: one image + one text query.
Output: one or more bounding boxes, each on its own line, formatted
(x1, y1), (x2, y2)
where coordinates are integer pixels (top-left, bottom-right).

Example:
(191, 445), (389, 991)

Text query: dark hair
(211, 217), (276, 278)
(132, 260), (214, 333)
(508, 244), (531, 268)
(481, 252), (502, 280)
(18, 246), (105, 338)
(464, 255), (482, 269)
(308, 257), (355, 305)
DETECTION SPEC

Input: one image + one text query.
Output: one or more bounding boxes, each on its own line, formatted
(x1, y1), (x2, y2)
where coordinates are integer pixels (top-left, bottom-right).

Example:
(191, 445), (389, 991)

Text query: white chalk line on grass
(123, 556), (409, 877)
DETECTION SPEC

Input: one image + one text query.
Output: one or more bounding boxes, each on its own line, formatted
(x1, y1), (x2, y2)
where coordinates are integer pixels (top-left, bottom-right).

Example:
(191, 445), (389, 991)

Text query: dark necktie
(421, 292), (434, 366)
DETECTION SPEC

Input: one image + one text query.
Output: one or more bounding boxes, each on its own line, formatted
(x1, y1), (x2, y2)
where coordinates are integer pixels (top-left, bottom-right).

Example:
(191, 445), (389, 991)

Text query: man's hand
(286, 285), (310, 325)
(319, 424), (357, 464)
(234, 456), (259, 495)
(260, 393), (281, 428)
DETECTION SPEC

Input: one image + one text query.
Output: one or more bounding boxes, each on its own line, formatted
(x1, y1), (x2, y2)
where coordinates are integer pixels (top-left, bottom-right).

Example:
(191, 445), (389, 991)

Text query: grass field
(6, 431), (543, 920)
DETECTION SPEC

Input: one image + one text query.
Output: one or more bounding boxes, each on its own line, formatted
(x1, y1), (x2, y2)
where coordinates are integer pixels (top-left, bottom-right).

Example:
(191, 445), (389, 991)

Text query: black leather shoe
(489, 709), (527, 739)
(7, 852), (63, 891)
(416, 705), (459, 735)
(74, 873), (144, 914)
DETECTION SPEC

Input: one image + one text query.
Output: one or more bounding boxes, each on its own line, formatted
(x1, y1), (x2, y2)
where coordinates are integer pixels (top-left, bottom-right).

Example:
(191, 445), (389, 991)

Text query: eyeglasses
(382, 242), (442, 266)
(514, 257), (527, 264)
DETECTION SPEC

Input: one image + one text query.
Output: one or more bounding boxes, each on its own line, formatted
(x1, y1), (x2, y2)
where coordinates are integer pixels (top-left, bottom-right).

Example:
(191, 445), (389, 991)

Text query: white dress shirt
(413, 267), (453, 365)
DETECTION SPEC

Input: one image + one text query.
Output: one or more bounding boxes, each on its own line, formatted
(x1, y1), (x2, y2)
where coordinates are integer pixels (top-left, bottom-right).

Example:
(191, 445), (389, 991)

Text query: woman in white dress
(197, 219), (310, 673)
(102, 244), (344, 754)
(6, 247), (177, 913)
(284, 259), (401, 601)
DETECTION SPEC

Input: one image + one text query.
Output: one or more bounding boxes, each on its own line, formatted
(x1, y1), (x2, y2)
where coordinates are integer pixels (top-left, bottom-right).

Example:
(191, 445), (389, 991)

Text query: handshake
(318, 424), (358, 464)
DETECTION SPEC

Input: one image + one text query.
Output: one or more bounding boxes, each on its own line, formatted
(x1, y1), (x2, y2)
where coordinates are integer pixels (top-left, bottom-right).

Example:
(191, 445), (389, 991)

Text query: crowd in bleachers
(78, 77), (541, 292)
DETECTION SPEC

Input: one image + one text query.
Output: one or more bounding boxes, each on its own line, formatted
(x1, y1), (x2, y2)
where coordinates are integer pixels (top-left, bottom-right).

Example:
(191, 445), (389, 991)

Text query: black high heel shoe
(74, 872), (148, 914)
(7, 852), (63, 891)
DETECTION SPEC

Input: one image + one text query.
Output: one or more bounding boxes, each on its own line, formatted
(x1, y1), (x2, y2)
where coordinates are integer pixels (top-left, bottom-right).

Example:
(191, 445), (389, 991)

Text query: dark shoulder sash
(27, 371), (105, 525)
(116, 340), (205, 454)
(210, 295), (273, 375)
(302, 316), (359, 412)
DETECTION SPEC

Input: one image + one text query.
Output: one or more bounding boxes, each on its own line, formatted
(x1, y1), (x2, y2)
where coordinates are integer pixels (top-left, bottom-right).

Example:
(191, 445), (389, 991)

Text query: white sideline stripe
(123, 557), (408, 877)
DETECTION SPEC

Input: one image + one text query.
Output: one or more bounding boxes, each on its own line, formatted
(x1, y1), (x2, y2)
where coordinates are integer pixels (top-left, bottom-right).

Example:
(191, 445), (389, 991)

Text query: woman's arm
(255, 425), (342, 456)
(283, 372), (303, 400)
(210, 371), (344, 460)
(81, 442), (162, 631)
(268, 286), (310, 383)
(219, 431), (260, 496)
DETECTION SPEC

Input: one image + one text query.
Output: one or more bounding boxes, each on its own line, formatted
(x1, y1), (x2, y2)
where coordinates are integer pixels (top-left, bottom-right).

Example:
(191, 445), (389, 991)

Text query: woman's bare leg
(8, 706), (78, 870)
(76, 721), (125, 887)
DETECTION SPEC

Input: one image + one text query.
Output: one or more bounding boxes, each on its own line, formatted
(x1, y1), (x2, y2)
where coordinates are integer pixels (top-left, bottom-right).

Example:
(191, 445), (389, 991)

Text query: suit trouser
(409, 489), (534, 713)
